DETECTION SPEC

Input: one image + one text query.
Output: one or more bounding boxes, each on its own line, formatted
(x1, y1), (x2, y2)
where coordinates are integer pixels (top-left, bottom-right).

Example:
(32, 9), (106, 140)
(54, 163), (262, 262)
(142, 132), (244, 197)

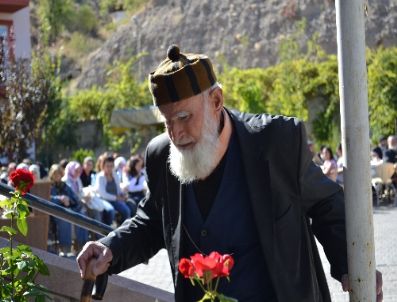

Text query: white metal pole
(335, 1), (376, 301)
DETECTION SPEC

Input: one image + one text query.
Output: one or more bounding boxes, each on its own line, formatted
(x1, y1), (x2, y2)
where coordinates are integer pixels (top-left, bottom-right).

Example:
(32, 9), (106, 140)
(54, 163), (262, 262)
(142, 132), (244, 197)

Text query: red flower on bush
(178, 258), (195, 278)
(178, 252), (236, 301)
(9, 169), (34, 195)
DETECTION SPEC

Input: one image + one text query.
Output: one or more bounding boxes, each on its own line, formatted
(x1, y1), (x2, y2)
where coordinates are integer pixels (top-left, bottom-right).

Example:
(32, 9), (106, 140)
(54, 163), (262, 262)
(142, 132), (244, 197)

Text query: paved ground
(119, 205), (397, 301)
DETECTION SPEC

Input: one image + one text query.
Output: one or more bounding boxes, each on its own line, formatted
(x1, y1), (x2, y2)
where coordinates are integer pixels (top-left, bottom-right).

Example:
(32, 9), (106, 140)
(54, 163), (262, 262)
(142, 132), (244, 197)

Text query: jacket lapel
(164, 161), (183, 284)
(230, 112), (276, 279)
(166, 111), (277, 299)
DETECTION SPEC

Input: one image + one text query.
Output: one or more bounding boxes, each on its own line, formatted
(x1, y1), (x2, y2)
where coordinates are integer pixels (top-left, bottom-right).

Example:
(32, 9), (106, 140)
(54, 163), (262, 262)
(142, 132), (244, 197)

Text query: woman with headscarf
(49, 164), (88, 256)
(63, 161), (115, 227)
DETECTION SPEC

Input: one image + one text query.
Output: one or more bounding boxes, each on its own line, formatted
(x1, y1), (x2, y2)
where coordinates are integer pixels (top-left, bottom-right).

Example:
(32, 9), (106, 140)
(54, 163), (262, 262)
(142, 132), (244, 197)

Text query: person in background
(29, 164), (41, 182)
(384, 135), (397, 164)
(371, 147), (384, 167)
(22, 158), (32, 166)
(16, 162), (29, 171)
(49, 164), (88, 256)
(378, 136), (388, 158)
(80, 157), (96, 188)
(321, 146), (338, 182)
(36, 161), (48, 179)
(95, 156), (131, 224)
(59, 158), (69, 171)
(80, 157), (116, 226)
(0, 162), (16, 183)
(336, 143), (344, 186)
(0, 166), (7, 184)
(121, 156), (147, 216)
(7, 162), (16, 178)
(114, 156), (126, 183)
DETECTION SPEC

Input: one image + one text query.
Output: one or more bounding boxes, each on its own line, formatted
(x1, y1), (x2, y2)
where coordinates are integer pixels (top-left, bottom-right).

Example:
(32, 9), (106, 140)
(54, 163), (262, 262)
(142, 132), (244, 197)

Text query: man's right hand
(76, 241), (113, 279)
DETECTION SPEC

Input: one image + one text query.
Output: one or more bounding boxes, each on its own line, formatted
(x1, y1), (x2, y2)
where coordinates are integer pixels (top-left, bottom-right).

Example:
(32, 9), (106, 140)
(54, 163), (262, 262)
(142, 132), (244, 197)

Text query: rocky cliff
(74, 0), (397, 89)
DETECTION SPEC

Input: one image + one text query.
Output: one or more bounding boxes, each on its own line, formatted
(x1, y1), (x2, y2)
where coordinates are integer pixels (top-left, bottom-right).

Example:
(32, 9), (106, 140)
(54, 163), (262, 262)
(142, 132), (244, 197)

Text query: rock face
(75, 0), (397, 89)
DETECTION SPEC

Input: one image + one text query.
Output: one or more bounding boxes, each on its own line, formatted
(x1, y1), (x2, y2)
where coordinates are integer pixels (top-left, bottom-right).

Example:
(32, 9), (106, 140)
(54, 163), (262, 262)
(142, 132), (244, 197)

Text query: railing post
(335, 0), (376, 301)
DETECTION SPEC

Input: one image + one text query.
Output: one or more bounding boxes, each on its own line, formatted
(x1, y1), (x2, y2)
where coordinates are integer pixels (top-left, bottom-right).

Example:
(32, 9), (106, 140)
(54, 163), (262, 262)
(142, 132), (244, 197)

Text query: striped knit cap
(148, 45), (217, 106)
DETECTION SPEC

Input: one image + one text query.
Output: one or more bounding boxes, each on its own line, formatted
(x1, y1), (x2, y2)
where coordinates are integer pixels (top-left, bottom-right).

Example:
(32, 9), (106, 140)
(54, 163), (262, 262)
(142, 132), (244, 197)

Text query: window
(0, 20), (15, 87)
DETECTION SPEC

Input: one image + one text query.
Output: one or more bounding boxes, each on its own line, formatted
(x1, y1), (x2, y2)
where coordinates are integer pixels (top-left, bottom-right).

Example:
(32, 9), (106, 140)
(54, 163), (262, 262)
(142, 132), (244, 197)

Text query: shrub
(71, 149), (95, 164)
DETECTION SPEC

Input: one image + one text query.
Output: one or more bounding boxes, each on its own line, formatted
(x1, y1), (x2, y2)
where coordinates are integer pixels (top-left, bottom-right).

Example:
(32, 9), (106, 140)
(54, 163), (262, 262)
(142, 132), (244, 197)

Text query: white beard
(168, 106), (220, 184)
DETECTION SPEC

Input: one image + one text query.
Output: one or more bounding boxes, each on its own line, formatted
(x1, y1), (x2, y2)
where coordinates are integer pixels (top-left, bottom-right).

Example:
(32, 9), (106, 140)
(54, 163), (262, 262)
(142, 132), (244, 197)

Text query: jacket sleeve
(297, 122), (348, 281)
(99, 143), (165, 274)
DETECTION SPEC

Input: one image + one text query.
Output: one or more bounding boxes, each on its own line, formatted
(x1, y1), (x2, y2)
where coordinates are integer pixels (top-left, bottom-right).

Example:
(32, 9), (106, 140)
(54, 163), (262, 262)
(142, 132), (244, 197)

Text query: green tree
(368, 47), (397, 142)
(0, 49), (66, 162)
(68, 55), (151, 150)
(37, 0), (73, 45)
(65, 4), (98, 35)
(219, 68), (271, 113)
(33, 50), (77, 167)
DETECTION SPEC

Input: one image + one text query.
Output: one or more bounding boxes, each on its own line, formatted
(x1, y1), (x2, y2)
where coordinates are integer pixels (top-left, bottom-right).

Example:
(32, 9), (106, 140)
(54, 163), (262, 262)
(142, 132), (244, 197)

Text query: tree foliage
(220, 46), (397, 149)
(368, 47), (397, 142)
(37, 0), (74, 45)
(0, 49), (64, 162)
(68, 55), (151, 150)
(37, 0), (98, 45)
(219, 55), (340, 147)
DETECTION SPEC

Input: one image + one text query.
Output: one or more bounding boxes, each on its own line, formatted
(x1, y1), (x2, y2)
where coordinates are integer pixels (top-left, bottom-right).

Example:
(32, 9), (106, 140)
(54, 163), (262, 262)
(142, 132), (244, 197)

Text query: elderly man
(77, 46), (382, 301)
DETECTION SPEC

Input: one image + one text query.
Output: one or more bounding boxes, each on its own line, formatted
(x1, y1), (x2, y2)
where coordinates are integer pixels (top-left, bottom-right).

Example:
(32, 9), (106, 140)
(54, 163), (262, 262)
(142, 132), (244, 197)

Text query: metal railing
(0, 182), (113, 236)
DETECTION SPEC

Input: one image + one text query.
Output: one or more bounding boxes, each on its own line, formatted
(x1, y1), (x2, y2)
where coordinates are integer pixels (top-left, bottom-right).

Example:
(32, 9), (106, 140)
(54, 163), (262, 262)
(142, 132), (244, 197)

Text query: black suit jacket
(100, 109), (347, 302)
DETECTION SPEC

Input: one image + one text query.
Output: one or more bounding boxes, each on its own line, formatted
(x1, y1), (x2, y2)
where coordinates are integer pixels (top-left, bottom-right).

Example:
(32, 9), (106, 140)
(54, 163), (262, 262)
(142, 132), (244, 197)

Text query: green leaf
(2, 209), (15, 218)
(0, 226), (17, 236)
(37, 260), (50, 275)
(0, 199), (11, 208)
(17, 244), (32, 252)
(17, 218), (28, 236)
(17, 203), (30, 217)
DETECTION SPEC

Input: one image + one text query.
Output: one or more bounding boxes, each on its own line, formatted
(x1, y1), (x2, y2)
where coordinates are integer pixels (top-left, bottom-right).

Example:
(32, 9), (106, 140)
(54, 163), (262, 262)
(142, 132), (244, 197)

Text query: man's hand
(76, 241), (113, 279)
(341, 270), (383, 302)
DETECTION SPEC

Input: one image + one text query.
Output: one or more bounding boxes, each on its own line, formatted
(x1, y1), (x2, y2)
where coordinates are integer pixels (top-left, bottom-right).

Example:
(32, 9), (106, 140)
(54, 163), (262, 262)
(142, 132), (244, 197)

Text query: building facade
(0, 0), (31, 95)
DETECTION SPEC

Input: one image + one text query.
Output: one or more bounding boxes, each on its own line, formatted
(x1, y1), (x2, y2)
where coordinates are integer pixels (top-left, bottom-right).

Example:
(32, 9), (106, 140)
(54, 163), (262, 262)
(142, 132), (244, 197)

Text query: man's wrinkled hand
(76, 241), (113, 280)
(341, 270), (383, 302)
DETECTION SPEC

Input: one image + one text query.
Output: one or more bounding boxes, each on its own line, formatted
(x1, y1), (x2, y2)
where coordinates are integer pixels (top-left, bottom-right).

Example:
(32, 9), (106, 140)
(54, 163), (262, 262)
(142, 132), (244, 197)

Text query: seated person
(95, 156), (131, 224)
(121, 156), (147, 215)
(49, 164), (88, 256)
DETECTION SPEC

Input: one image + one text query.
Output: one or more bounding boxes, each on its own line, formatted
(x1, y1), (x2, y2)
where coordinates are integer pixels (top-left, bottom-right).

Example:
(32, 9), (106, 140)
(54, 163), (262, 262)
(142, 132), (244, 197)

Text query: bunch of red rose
(178, 252), (237, 302)
(9, 169), (34, 195)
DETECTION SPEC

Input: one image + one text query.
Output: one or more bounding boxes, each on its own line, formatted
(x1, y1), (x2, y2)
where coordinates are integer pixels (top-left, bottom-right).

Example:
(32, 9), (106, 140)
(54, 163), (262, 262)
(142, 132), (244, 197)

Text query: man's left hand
(341, 270), (383, 302)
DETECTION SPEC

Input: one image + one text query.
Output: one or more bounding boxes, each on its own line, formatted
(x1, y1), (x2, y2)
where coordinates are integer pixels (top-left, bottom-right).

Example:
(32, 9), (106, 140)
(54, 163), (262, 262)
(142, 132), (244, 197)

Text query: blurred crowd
(309, 135), (397, 206)
(2, 135), (397, 256)
(0, 152), (147, 257)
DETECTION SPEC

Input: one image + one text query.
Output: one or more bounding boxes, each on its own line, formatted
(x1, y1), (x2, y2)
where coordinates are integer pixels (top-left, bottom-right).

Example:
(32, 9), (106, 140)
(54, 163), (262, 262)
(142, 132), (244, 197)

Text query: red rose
(178, 251), (236, 301)
(178, 258), (195, 278)
(9, 169), (34, 195)
(220, 254), (234, 277)
(208, 251), (223, 277)
(190, 253), (219, 282)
